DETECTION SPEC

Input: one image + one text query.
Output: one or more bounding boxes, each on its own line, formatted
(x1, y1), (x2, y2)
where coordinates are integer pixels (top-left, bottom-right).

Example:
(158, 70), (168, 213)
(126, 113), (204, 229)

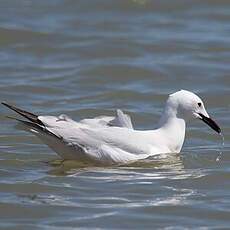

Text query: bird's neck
(157, 106), (186, 153)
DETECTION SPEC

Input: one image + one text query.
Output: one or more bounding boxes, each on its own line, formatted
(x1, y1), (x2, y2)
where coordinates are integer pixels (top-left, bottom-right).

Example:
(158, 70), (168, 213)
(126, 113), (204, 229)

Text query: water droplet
(216, 133), (224, 162)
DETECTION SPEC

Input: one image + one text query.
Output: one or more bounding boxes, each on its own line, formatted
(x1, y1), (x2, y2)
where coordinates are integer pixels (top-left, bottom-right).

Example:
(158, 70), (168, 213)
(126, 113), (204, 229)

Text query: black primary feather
(1, 102), (44, 126)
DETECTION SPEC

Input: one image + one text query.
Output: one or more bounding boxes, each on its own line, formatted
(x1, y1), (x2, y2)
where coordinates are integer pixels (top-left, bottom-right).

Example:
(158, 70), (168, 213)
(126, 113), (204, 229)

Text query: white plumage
(2, 90), (221, 165)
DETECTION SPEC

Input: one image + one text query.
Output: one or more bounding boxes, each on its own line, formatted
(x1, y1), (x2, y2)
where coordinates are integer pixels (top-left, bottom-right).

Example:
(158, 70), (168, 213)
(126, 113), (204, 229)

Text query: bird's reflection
(124, 153), (184, 170)
(47, 152), (185, 176)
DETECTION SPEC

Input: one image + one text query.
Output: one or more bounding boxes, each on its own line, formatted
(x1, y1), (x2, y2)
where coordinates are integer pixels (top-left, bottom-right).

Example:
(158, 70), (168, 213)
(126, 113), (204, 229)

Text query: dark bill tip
(198, 113), (221, 134)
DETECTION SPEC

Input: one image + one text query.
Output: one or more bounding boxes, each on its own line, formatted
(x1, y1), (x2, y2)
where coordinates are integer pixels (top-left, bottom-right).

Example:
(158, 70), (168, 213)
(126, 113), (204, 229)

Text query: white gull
(2, 90), (221, 164)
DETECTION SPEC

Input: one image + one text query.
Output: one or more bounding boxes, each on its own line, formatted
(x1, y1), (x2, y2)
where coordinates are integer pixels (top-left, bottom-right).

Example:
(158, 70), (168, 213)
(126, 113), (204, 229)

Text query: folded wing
(79, 109), (133, 129)
(2, 102), (135, 163)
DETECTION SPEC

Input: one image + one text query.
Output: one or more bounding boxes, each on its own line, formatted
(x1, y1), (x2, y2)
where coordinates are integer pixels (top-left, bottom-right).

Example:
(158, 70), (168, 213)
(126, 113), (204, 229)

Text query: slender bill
(198, 113), (221, 134)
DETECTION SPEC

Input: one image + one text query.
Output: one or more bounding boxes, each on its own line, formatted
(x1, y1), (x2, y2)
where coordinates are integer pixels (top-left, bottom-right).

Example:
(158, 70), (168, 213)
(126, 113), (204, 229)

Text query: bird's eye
(198, 102), (202, 107)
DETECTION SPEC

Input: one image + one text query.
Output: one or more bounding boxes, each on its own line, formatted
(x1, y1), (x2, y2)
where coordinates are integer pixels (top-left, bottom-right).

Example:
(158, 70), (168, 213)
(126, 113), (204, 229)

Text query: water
(0, 0), (230, 229)
(216, 134), (225, 162)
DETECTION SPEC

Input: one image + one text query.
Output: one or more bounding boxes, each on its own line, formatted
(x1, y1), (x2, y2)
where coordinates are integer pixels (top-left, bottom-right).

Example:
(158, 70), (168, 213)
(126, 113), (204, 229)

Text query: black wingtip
(2, 102), (18, 110)
(2, 102), (16, 111)
(2, 102), (44, 126)
(2, 101), (9, 107)
(2, 102), (19, 114)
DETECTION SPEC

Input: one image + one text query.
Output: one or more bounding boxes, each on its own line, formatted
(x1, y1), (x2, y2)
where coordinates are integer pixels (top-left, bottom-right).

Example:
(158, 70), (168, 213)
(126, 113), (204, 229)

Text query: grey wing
(2, 102), (89, 160)
(109, 109), (133, 129)
(2, 103), (134, 162)
(80, 109), (133, 129)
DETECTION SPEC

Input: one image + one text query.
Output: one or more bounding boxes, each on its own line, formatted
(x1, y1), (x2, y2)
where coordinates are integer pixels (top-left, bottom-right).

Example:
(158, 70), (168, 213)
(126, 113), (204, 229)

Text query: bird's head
(166, 90), (221, 134)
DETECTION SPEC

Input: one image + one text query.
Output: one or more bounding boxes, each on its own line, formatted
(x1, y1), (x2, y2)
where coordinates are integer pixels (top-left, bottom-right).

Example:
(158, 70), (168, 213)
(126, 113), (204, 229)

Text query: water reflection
(46, 152), (183, 175)
(47, 152), (207, 182)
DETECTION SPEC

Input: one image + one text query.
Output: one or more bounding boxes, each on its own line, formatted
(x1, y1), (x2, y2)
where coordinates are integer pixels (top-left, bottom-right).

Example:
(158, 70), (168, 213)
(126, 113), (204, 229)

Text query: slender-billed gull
(2, 90), (221, 164)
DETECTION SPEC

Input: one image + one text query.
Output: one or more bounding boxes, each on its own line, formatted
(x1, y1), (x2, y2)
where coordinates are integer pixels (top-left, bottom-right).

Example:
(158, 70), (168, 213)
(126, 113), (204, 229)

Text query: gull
(2, 90), (221, 164)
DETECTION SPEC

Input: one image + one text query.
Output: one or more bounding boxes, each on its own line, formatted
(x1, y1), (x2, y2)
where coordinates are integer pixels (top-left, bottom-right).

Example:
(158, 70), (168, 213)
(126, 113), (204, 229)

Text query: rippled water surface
(0, 0), (230, 229)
